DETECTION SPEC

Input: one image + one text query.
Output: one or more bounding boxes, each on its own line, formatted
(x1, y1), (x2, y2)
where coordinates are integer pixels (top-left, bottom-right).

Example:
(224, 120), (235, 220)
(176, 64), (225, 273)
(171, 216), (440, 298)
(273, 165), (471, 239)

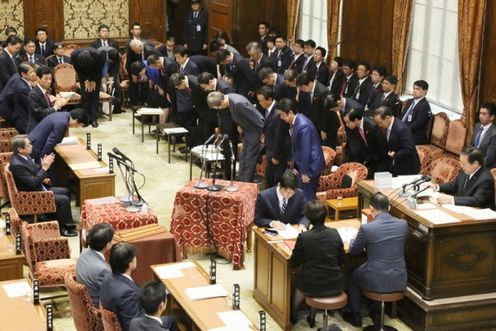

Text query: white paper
(415, 203), (438, 210)
(59, 136), (79, 145)
(273, 224), (299, 239)
(209, 326), (253, 331)
(185, 284), (228, 300)
(70, 161), (102, 170)
(443, 205), (496, 220)
(337, 227), (358, 243)
(137, 107), (163, 115)
(164, 127), (189, 134)
(2, 280), (31, 298)
(153, 262), (195, 279)
(217, 311), (252, 327)
(415, 209), (461, 224)
(88, 196), (119, 206)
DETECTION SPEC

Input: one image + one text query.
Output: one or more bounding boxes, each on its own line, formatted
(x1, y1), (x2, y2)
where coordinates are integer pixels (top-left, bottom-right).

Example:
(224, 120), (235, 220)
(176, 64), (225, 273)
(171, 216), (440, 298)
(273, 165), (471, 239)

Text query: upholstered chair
(429, 157), (462, 184)
(316, 162), (368, 201)
(65, 273), (104, 331)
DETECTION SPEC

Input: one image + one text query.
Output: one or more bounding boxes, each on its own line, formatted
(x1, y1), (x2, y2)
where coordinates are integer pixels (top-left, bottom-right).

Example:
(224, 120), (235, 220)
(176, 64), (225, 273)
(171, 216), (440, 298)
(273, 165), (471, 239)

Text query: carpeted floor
(48, 110), (411, 331)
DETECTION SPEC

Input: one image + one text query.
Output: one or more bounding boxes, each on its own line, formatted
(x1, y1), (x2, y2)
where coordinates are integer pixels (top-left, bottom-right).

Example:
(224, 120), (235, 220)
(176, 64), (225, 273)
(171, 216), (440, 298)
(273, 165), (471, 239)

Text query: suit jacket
(301, 56), (317, 78)
(365, 83), (383, 113)
(76, 248), (111, 307)
(100, 273), (144, 331)
(9, 153), (49, 192)
(255, 187), (308, 227)
(182, 9), (208, 51)
(400, 97), (432, 145)
(290, 53), (306, 74)
(343, 73), (359, 98)
(352, 76), (373, 106)
(28, 112), (70, 163)
(227, 93), (264, 133)
(258, 35), (269, 55)
(315, 62), (329, 87)
(275, 82), (297, 102)
(27, 85), (56, 133)
(15, 53), (45, 66)
(274, 46), (293, 74)
(71, 47), (106, 84)
(349, 212), (409, 293)
(0, 50), (18, 93)
(386, 118), (420, 175)
(439, 167), (495, 209)
(0, 73), (19, 122)
(262, 102), (291, 163)
(11, 76), (32, 134)
(473, 123), (496, 169)
(180, 58), (201, 76)
(371, 91), (401, 117)
(129, 316), (176, 331)
(292, 114), (325, 177)
(225, 54), (255, 97)
(254, 54), (274, 88)
(91, 38), (120, 50)
(46, 55), (71, 68)
(343, 97), (365, 114)
(327, 69), (346, 96)
(35, 40), (55, 57)
(299, 81), (329, 127)
(291, 224), (344, 296)
(189, 55), (217, 76)
(125, 40), (155, 76)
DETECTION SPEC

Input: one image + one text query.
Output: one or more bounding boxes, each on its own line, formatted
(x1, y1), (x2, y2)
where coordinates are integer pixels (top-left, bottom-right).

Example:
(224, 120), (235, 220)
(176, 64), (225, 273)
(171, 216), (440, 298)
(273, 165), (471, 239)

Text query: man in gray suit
(207, 91), (264, 182)
(129, 281), (177, 331)
(343, 193), (409, 328)
(472, 102), (496, 169)
(76, 223), (114, 307)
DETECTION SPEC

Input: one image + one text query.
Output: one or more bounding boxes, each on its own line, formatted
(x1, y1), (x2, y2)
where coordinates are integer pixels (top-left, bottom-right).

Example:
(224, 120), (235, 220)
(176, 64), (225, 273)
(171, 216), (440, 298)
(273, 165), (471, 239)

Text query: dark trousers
(48, 187), (73, 228)
(81, 81), (101, 122)
(129, 80), (148, 106)
(348, 267), (381, 315)
(239, 130), (261, 182)
(265, 155), (287, 188)
(296, 172), (320, 202)
(175, 111), (197, 148)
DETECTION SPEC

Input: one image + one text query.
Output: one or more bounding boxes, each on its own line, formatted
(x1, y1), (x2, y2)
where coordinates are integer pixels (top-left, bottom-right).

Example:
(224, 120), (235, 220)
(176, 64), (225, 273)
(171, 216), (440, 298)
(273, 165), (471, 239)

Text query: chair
(62, 43), (79, 57)
(322, 146), (337, 175)
(0, 152), (12, 208)
(21, 221), (76, 288)
(8, 208), (26, 253)
(316, 162), (368, 201)
(422, 112), (449, 158)
(428, 157), (462, 184)
(490, 169), (496, 207)
(100, 306), (122, 331)
(362, 290), (404, 331)
(305, 292), (348, 329)
(0, 127), (18, 139)
(64, 273), (104, 331)
(441, 119), (467, 158)
(415, 145), (433, 175)
(334, 126), (347, 165)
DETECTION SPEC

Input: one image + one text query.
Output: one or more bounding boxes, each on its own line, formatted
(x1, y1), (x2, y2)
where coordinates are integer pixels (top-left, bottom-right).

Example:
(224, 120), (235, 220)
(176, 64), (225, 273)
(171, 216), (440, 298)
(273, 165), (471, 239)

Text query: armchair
(100, 306), (122, 331)
(415, 145), (433, 175)
(422, 112), (449, 158)
(441, 119), (467, 158)
(316, 162), (368, 201)
(322, 146), (337, 175)
(0, 152), (12, 207)
(65, 273), (104, 331)
(429, 157), (462, 184)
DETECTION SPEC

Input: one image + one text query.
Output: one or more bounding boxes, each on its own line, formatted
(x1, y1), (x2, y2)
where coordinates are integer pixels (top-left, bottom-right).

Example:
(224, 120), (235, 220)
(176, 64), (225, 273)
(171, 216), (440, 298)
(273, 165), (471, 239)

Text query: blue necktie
(402, 101), (416, 122)
(473, 127), (483, 147)
(102, 59), (109, 76)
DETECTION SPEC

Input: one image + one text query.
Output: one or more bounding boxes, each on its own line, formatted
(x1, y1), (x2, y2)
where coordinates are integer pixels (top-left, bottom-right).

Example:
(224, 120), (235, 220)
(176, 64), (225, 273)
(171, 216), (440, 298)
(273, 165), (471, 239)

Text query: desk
(132, 107), (162, 142)
(326, 197), (358, 221)
(155, 123), (189, 162)
(0, 234), (24, 281)
(54, 139), (115, 208)
(253, 220), (360, 331)
(152, 262), (257, 331)
(170, 179), (258, 270)
(0, 279), (47, 331)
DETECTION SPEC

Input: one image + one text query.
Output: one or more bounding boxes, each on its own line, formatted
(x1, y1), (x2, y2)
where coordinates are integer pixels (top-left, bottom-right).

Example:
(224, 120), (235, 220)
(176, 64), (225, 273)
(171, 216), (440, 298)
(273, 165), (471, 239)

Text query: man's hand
(202, 43), (207, 50)
(131, 74), (138, 83)
(436, 194), (454, 205)
(54, 95), (69, 110)
(41, 153), (55, 171)
(270, 220), (286, 230)
(321, 130), (327, 141)
(42, 178), (51, 185)
(388, 151), (395, 158)
(84, 80), (96, 92)
(301, 174), (310, 183)
(271, 157), (280, 165)
(297, 224), (307, 233)
(215, 127), (221, 135)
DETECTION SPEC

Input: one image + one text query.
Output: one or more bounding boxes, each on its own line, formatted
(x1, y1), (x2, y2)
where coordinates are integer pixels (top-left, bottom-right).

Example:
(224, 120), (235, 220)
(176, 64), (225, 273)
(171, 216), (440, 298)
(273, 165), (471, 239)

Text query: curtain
(391, 0), (414, 94)
(287, 0), (301, 46)
(327, 0), (341, 59)
(458, 0), (486, 141)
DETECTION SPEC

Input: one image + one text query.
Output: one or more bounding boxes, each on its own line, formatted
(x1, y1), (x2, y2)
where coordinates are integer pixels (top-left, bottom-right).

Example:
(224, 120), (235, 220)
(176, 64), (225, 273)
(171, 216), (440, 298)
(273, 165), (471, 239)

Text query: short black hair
(6, 35), (21, 46)
(216, 30), (231, 44)
(278, 170), (298, 190)
(170, 73), (186, 88)
(294, 39), (304, 48)
(305, 200), (327, 225)
(370, 192), (389, 211)
(198, 72), (214, 85)
(209, 39), (221, 53)
(76, 50), (94, 67)
(357, 61), (371, 72)
(23, 37), (36, 46)
(323, 94), (339, 110)
(342, 59), (356, 70)
(69, 108), (89, 127)
(107, 48), (119, 63)
(130, 61), (145, 76)
(414, 79), (429, 90)
(276, 98), (295, 114)
(345, 108), (364, 122)
(147, 54), (161, 66)
(131, 22), (141, 29)
(98, 24), (110, 32)
(36, 65), (52, 78)
(266, 36), (276, 44)
(296, 72), (314, 86)
(140, 280), (167, 315)
(258, 67), (274, 82)
(5, 27), (17, 36)
(383, 75), (398, 85)
(372, 65), (387, 77)
(374, 106), (393, 119)
(11, 134), (28, 154)
(315, 46), (326, 59)
(174, 45), (188, 57)
(18, 62), (33, 75)
(166, 35), (176, 42)
(275, 35), (287, 42)
(256, 85), (275, 101)
(332, 56), (343, 67)
(35, 27), (48, 36)
(461, 146), (484, 166)
(87, 223), (114, 251)
(216, 48), (231, 62)
(258, 21), (270, 30)
(109, 242), (137, 274)
(54, 42), (64, 50)
(304, 39), (316, 48)
(481, 102), (496, 117)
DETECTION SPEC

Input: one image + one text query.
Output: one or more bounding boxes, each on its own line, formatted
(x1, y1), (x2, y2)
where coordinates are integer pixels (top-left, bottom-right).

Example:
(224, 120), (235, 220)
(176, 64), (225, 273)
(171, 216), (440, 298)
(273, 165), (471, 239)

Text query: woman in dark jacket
(290, 200), (345, 326)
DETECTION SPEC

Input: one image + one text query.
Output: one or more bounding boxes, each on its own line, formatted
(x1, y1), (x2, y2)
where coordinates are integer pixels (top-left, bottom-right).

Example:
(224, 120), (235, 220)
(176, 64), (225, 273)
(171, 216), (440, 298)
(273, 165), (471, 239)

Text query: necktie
(473, 127), (483, 147)
(44, 92), (51, 107)
(328, 72), (336, 91)
(402, 100), (416, 122)
(281, 199), (288, 215)
(386, 128), (391, 141)
(303, 57), (310, 72)
(358, 127), (368, 145)
(463, 174), (469, 190)
(103, 40), (107, 47)
(102, 59), (109, 76)
(381, 93), (386, 103)
(58, 56), (63, 64)
(41, 44), (45, 56)
(29, 55), (34, 64)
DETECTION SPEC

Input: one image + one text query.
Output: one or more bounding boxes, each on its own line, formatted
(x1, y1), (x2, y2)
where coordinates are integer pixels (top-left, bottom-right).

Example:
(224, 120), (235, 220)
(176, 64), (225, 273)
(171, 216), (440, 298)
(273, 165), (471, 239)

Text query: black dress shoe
(91, 121), (99, 128)
(306, 315), (316, 328)
(342, 312), (362, 327)
(60, 229), (78, 237)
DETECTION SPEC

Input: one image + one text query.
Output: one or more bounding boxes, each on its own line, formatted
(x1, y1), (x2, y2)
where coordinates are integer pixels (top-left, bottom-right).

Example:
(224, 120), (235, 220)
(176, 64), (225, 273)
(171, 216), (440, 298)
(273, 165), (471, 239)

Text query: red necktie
(44, 92), (51, 107)
(358, 127), (368, 145)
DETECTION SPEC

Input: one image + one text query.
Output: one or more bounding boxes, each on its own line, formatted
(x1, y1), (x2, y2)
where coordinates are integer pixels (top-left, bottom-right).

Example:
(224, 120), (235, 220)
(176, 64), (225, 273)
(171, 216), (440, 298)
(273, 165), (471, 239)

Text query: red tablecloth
(170, 179), (258, 269)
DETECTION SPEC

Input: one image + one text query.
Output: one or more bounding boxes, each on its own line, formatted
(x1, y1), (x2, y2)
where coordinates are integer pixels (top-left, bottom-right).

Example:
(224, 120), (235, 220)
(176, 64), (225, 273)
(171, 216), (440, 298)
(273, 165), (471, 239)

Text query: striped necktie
(281, 199), (288, 215)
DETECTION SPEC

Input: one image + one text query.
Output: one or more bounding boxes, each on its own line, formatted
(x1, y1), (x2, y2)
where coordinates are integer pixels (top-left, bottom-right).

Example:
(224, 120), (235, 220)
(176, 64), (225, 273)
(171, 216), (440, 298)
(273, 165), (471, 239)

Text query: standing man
(371, 75), (401, 117)
(352, 62), (373, 106)
(472, 102), (496, 169)
(279, 98), (325, 201)
(217, 49), (254, 98)
(273, 35), (293, 74)
(207, 92), (264, 183)
(183, 0), (208, 56)
(289, 39), (306, 74)
(400, 80), (432, 144)
(0, 35), (22, 93)
(257, 21), (270, 55)
(91, 24), (120, 50)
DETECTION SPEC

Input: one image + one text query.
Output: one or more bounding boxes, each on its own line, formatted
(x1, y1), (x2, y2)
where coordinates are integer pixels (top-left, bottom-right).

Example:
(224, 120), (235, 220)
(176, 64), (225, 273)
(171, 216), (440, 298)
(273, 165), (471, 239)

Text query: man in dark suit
(257, 87), (290, 187)
(0, 73), (20, 124)
(374, 106), (420, 176)
(273, 35), (293, 74)
(301, 40), (317, 78)
(343, 193), (408, 327)
(400, 80), (432, 144)
(129, 281), (177, 331)
(10, 63), (36, 134)
(313, 47), (329, 86)
(34, 28), (55, 58)
(289, 39), (306, 74)
(174, 45), (200, 76)
(279, 101), (325, 201)
(247, 42), (274, 90)
(257, 21), (270, 55)
(27, 66), (69, 132)
(352, 62), (373, 106)
(258, 67), (284, 91)
(46, 43), (71, 68)
(327, 56), (346, 95)
(101, 243), (144, 331)
(217, 49), (255, 98)
(182, 0), (208, 56)
(277, 69), (298, 101)
(126, 36), (154, 107)
(71, 47), (106, 127)
(255, 168), (308, 230)
(472, 102), (496, 168)
(125, 22), (149, 51)
(207, 92), (264, 183)
(0, 35), (22, 93)
(91, 24), (120, 50)
(341, 59), (359, 98)
(76, 223), (114, 307)
(189, 55), (217, 76)
(370, 75), (401, 117)
(364, 66), (386, 114)
(343, 108), (388, 178)
(432, 147), (495, 209)
(15, 38), (45, 66)
(9, 135), (77, 236)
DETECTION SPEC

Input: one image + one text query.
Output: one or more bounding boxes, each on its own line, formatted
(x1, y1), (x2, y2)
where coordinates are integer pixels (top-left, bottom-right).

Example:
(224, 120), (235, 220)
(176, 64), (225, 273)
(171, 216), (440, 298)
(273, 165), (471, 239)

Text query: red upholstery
(8, 208), (25, 253)
(335, 126), (347, 165)
(415, 145), (433, 175)
(322, 146), (337, 175)
(0, 152), (12, 201)
(430, 112), (450, 148)
(0, 128), (18, 139)
(65, 273), (104, 331)
(429, 157), (462, 184)
(101, 307), (122, 331)
(316, 162), (368, 201)
(443, 119), (467, 156)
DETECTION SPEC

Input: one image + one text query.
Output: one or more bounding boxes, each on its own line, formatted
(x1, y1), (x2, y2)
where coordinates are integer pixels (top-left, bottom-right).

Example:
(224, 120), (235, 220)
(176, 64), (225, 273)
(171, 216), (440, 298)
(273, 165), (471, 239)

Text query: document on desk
(415, 209), (460, 224)
(70, 161), (103, 171)
(216, 311), (252, 328)
(185, 284), (228, 300)
(442, 204), (496, 220)
(164, 127), (188, 134)
(337, 227), (358, 243)
(209, 326), (253, 331)
(137, 107), (163, 115)
(58, 136), (79, 145)
(2, 280), (31, 298)
(273, 224), (300, 239)
(153, 262), (195, 279)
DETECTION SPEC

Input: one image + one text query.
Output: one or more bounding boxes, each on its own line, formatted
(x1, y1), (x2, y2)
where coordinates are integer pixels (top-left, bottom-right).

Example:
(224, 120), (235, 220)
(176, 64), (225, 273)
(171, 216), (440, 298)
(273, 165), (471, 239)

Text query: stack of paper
(185, 284), (228, 300)
(273, 224), (299, 239)
(415, 209), (460, 224)
(337, 227), (358, 243)
(59, 136), (79, 145)
(442, 205), (496, 220)
(153, 262), (195, 279)
(215, 311), (252, 329)
(374, 172), (393, 190)
(70, 161), (102, 170)
(2, 280), (31, 298)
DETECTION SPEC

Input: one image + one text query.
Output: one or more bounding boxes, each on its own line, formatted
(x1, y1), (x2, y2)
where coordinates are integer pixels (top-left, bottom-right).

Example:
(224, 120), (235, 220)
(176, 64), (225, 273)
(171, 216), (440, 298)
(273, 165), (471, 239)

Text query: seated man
(9, 135), (77, 236)
(76, 223), (114, 307)
(431, 147), (495, 209)
(129, 281), (178, 331)
(472, 102), (496, 169)
(343, 192), (408, 328)
(101, 242), (144, 331)
(255, 171), (308, 231)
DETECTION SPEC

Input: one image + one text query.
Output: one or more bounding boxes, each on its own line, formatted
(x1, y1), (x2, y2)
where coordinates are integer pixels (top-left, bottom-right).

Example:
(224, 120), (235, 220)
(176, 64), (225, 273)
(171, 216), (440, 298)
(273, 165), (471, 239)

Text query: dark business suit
(258, 35), (269, 55)
(227, 93), (264, 182)
(35, 40), (55, 58)
(15, 53), (45, 66)
(76, 248), (111, 307)
(472, 123), (496, 169)
(27, 85), (56, 133)
(439, 167), (495, 209)
(173, 75), (199, 147)
(126, 40), (155, 106)
(348, 212), (409, 313)
(370, 91), (401, 117)
(352, 76), (373, 106)
(290, 53), (306, 74)
(100, 273), (144, 331)
(315, 62), (329, 87)
(28, 112), (70, 163)
(343, 73), (359, 98)
(182, 9), (208, 55)
(274, 46), (293, 74)
(11, 76), (32, 134)
(0, 50), (18, 93)
(190, 55), (217, 76)
(400, 97), (432, 145)
(0, 73), (19, 124)
(255, 187), (308, 227)
(91, 39), (120, 50)
(365, 83), (383, 114)
(386, 118), (420, 175)
(275, 81), (297, 102)
(301, 56), (317, 78)
(291, 114), (326, 201)
(343, 97), (365, 114)
(291, 224), (344, 297)
(299, 81), (329, 128)
(225, 53), (255, 98)
(254, 54), (275, 89)
(46, 55), (71, 68)
(179, 58), (201, 76)
(9, 153), (73, 226)
(129, 316), (177, 331)
(327, 70), (346, 96)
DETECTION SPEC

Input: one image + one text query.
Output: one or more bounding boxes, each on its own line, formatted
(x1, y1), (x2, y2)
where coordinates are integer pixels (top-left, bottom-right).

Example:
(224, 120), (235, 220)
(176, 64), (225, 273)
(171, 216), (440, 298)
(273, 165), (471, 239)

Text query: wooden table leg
(141, 119), (145, 143)
(168, 135), (171, 164)
(246, 223), (253, 252)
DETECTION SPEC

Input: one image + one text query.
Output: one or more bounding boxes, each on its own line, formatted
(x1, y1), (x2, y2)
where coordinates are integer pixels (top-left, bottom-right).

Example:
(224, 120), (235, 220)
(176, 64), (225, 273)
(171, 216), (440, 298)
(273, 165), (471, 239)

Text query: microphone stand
(196, 134), (217, 189)
(207, 138), (224, 192)
(225, 139), (239, 192)
(114, 157), (145, 208)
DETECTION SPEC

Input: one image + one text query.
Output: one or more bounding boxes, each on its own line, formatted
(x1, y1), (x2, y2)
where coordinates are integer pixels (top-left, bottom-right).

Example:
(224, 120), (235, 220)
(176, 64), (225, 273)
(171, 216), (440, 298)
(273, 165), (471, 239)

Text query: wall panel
(0, 0), (25, 36)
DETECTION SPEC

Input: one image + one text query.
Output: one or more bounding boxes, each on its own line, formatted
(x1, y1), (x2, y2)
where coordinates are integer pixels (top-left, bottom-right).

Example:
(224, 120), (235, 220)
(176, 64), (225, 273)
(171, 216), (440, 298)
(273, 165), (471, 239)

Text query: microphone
(225, 139), (239, 192)
(204, 133), (217, 145)
(402, 175), (428, 189)
(112, 147), (133, 164)
(107, 151), (122, 160)
(410, 186), (430, 199)
(108, 152), (137, 172)
(217, 134), (229, 146)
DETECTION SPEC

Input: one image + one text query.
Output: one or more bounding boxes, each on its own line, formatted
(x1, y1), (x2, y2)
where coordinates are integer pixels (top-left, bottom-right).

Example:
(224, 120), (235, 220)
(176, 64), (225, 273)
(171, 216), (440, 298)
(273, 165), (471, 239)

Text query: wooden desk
(253, 220), (360, 331)
(0, 279), (47, 331)
(152, 262), (257, 331)
(326, 197), (358, 221)
(0, 233), (24, 281)
(54, 140), (115, 207)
